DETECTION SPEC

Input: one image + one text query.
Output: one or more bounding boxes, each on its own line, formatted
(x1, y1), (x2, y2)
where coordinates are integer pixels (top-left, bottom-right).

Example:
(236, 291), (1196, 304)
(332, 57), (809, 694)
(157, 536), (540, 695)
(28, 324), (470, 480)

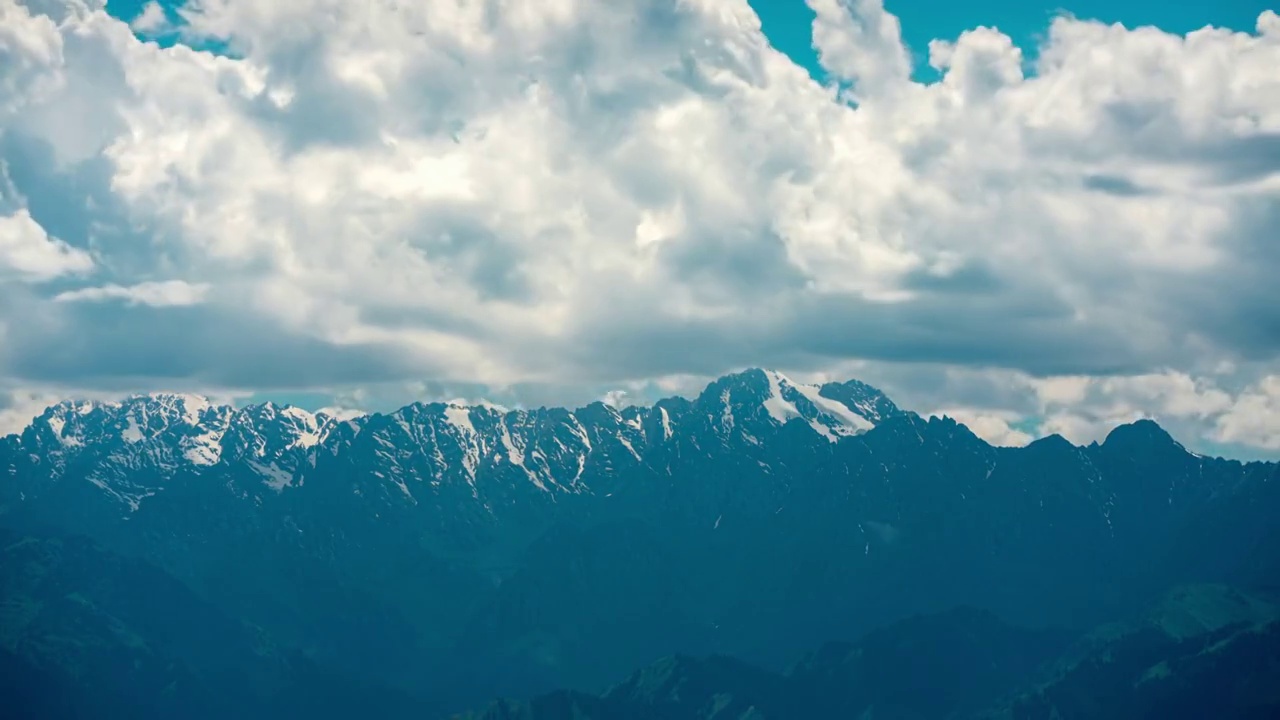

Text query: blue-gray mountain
(459, 585), (1280, 720)
(1, 369), (1277, 717)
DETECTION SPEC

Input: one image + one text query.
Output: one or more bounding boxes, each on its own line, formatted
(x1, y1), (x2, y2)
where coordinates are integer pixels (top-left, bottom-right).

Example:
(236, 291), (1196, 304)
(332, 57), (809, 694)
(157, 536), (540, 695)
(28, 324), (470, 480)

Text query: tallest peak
(721, 367), (784, 383)
(698, 368), (902, 433)
(708, 368), (796, 396)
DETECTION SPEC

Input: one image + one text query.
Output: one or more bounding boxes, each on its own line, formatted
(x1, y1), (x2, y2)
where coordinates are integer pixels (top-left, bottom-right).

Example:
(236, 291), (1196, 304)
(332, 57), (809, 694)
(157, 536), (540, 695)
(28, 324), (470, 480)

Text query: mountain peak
(130, 392), (215, 410)
(697, 368), (888, 441)
(1027, 433), (1076, 451)
(1102, 418), (1180, 451)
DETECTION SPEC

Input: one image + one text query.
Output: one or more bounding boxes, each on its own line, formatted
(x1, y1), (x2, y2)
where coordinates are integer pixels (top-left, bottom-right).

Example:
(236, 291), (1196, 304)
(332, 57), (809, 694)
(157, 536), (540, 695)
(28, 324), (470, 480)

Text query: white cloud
(129, 1), (170, 33)
(315, 405), (367, 421)
(54, 280), (211, 306)
(600, 389), (629, 409)
(0, 388), (62, 436)
(1032, 376), (1092, 407)
(1213, 376), (1280, 450)
(809, 0), (911, 98)
(928, 407), (1033, 447)
(0, 208), (93, 280)
(0, 0), (1278, 453)
(1027, 371), (1241, 445)
(0, 0), (63, 116)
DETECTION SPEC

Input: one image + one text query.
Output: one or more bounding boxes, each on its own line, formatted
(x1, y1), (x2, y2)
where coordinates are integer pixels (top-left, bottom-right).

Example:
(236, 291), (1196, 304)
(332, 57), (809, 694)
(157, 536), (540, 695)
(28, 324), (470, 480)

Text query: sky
(1, 0), (1278, 459)
(748, 0), (1277, 79)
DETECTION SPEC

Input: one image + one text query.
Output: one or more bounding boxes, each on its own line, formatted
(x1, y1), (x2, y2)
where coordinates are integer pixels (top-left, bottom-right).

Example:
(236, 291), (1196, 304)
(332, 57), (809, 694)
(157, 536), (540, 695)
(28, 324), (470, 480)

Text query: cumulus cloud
(810, 0), (911, 98)
(600, 390), (630, 409)
(0, 0), (1277, 453)
(0, 207), (93, 280)
(1213, 376), (1280, 450)
(0, 0), (63, 116)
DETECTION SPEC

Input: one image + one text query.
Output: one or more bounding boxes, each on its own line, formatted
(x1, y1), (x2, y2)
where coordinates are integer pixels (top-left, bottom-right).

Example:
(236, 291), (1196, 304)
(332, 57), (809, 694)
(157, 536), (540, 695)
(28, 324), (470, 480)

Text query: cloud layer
(0, 0), (1277, 454)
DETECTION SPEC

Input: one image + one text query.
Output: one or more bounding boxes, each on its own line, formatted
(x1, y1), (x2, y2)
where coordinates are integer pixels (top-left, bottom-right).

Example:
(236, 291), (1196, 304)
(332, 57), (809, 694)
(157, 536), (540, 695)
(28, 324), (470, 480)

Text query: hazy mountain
(0, 526), (433, 719)
(1, 369), (1277, 714)
(460, 585), (1280, 720)
(979, 584), (1280, 720)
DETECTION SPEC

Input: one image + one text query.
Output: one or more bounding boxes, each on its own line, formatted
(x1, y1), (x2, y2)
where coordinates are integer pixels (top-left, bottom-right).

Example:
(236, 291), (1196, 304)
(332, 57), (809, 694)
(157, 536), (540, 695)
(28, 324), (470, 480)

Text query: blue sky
(111, 0), (1276, 66)
(749, 0), (1274, 79)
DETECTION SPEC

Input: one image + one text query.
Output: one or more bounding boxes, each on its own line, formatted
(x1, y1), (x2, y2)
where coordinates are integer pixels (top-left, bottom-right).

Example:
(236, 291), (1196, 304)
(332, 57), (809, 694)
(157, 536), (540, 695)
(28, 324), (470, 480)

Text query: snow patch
(184, 427), (225, 465)
(249, 461), (294, 492)
(444, 405), (475, 436)
(172, 394), (211, 425)
(618, 433), (641, 461)
(568, 414), (593, 451)
(807, 420), (837, 442)
(443, 405), (481, 482)
(292, 430), (322, 449)
(123, 491), (155, 512)
(499, 422), (524, 465)
(761, 370), (802, 424)
(497, 420), (547, 489)
(392, 476), (415, 500)
(280, 408), (326, 449)
(791, 381), (875, 432)
(47, 416), (66, 443)
(121, 416), (144, 443)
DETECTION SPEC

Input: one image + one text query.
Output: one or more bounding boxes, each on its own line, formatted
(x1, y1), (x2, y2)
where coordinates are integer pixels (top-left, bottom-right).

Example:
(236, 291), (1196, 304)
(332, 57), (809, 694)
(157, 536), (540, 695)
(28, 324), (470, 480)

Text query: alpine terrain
(1, 369), (1277, 718)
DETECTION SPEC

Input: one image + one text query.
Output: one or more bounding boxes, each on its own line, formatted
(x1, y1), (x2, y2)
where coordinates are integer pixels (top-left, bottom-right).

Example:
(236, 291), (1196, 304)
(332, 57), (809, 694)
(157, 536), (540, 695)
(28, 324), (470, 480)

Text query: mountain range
(1, 368), (1277, 717)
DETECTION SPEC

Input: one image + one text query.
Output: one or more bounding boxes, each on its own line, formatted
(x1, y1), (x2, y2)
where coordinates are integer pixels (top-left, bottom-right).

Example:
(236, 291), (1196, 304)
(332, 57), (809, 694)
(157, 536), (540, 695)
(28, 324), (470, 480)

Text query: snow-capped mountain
(2, 367), (1277, 714)
(15, 393), (341, 508)
(5, 369), (898, 511)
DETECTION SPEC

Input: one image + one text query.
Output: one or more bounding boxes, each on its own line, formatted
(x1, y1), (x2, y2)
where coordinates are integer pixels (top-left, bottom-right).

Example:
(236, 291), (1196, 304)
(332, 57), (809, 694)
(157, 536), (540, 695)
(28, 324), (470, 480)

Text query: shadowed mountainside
(460, 586), (1280, 720)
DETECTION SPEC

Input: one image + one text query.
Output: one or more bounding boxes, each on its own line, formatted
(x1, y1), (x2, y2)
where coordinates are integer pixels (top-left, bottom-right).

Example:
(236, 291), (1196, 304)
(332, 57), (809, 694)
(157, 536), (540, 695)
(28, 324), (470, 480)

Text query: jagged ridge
(5, 369), (899, 509)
